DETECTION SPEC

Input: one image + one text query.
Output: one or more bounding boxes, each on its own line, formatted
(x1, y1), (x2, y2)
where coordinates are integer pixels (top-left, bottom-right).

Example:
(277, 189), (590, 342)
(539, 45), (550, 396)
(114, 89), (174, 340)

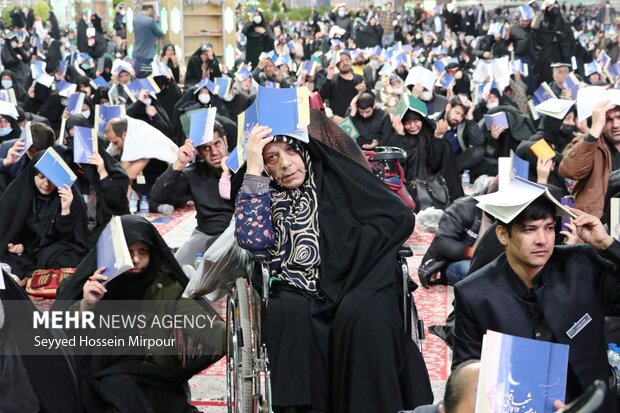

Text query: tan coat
(559, 134), (612, 218)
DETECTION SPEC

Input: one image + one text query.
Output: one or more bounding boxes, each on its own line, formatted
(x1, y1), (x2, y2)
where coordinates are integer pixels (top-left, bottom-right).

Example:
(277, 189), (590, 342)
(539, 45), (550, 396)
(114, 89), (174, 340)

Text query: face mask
(393, 86), (403, 95)
(144, 98), (152, 106)
(338, 10), (346, 17)
(369, 60), (381, 70)
(198, 93), (210, 105)
(0, 127), (12, 137)
(253, 15), (262, 24)
(486, 101), (499, 109)
(560, 124), (577, 135)
(81, 63), (90, 70)
(420, 90), (433, 101)
(1, 80), (12, 89)
(82, 110), (91, 119)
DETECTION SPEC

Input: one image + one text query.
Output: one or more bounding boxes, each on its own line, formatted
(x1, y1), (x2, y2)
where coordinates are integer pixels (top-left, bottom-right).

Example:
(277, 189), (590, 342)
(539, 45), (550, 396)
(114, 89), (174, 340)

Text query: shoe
(157, 204), (174, 216)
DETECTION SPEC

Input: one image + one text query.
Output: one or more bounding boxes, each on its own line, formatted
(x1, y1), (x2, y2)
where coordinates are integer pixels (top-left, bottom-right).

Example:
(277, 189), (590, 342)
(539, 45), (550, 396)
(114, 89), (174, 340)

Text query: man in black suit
(453, 196), (620, 411)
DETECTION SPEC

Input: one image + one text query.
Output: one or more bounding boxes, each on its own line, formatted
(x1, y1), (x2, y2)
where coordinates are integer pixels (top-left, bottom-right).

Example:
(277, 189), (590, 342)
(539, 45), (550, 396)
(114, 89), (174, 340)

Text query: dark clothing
(151, 164), (234, 236)
(421, 196), (481, 267)
(356, 23), (383, 48)
(532, 12), (577, 84)
(319, 74), (364, 118)
(454, 243), (620, 410)
(510, 24), (533, 58)
(126, 99), (172, 137)
(54, 215), (225, 413)
(0, 151), (89, 278)
(232, 137), (433, 412)
(383, 128), (464, 205)
(242, 20), (275, 69)
(349, 107), (392, 147)
(185, 46), (222, 89)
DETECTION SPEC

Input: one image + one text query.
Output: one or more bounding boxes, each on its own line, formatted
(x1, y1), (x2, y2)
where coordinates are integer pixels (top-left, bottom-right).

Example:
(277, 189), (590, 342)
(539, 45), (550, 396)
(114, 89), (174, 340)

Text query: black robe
(0, 151), (89, 278)
(0, 271), (80, 413)
(232, 137), (433, 412)
(54, 214), (225, 413)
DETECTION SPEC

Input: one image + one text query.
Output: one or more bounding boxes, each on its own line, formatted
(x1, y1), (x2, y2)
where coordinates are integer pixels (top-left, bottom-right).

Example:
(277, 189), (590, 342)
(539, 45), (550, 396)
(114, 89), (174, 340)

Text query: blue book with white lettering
(73, 126), (98, 164)
(95, 104), (125, 134)
(476, 331), (568, 413)
(214, 77), (232, 98)
(66, 92), (85, 114)
(97, 216), (133, 283)
(34, 147), (77, 188)
(93, 76), (109, 88)
(532, 83), (557, 106)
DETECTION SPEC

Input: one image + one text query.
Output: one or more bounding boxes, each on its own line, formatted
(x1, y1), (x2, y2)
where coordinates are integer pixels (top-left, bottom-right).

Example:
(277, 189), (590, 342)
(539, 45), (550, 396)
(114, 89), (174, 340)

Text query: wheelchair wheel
(227, 277), (254, 413)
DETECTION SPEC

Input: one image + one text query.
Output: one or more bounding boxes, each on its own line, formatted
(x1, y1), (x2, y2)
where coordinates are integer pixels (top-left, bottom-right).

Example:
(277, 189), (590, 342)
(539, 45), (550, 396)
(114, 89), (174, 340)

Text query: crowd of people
(2, 0), (620, 412)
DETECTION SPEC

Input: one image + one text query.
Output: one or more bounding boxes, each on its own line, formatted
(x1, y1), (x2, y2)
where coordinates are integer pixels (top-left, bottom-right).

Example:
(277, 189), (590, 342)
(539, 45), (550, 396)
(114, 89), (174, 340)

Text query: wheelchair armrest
(398, 246), (413, 259)
(250, 251), (270, 263)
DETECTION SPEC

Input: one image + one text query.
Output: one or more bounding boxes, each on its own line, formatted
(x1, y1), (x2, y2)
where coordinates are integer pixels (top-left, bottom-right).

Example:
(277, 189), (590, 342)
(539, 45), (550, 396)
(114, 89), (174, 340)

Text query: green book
(338, 117), (360, 140)
(393, 93), (428, 118)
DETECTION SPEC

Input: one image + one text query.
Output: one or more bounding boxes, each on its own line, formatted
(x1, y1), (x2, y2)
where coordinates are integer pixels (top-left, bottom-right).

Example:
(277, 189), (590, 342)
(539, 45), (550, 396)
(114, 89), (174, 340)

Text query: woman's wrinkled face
(34, 172), (56, 195)
(263, 141), (307, 189)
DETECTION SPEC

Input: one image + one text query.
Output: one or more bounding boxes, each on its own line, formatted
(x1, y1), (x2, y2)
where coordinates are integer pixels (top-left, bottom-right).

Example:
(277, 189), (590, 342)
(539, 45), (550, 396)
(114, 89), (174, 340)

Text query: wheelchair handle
(250, 251), (270, 263)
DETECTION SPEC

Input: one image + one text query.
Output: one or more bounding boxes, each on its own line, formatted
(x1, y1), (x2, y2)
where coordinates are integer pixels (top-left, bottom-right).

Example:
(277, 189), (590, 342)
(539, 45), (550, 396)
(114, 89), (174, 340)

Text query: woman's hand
(392, 115), (405, 135)
(81, 267), (108, 310)
(245, 125), (273, 176)
(7, 243), (24, 255)
(89, 152), (108, 179)
(58, 185), (73, 215)
(490, 123), (505, 140)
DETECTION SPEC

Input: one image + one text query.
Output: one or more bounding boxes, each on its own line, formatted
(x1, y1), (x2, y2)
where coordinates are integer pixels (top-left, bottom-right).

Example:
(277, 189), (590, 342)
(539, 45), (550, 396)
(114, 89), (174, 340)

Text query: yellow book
(530, 139), (556, 159)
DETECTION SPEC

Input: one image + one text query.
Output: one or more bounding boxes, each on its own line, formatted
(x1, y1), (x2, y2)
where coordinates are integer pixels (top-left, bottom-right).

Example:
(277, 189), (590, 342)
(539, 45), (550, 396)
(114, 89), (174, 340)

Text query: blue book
(188, 107), (218, 147)
(96, 216), (133, 283)
(194, 77), (217, 94)
(532, 83), (556, 106)
(34, 147), (77, 188)
(214, 77), (232, 98)
(73, 126), (98, 164)
(30, 60), (45, 80)
(95, 104), (126, 134)
(512, 155), (529, 180)
(297, 60), (318, 77)
(127, 77), (160, 100)
(436, 73), (455, 89)
(608, 62), (620, 80)
(484, 112), (509, 130)
(264, 81), (279, 89)
(93, 76), (109, 88)
(564, 73), (580, 99)
(18, 121), (33, 156)
(256, 86), (309, 136)
(477, 331), (568, 413)
(0, 89), (16, 105)
(66, 92), (86, 115)
(56, 80), (77, 97)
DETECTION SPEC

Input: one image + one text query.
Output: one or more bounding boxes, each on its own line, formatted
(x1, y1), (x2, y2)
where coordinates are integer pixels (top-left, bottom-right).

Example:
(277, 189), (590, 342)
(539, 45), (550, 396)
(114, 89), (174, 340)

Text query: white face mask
(369, 60), (381, 70)
(144, 98), (152, 106)
(253, 15), (262, 24)
(198, 93), (211, 105)
(82, 110), (91, 119)
(486, 101), (499, 109)
(420, 90), (433, 101)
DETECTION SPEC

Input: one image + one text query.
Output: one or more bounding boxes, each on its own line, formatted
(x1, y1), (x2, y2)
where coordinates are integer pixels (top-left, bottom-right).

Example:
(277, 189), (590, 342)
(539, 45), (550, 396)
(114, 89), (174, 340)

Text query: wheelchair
(226, 246), (425, 413)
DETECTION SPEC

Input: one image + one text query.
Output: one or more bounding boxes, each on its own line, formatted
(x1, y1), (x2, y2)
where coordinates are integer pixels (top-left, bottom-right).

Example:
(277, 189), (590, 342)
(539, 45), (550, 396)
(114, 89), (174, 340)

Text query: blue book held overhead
(532, 83), (557, 106)
(73, 126), (98, 164)
(95, 104), (126, 134)
(214, 77), (232, 99)
(66, 92), (86, 114)
(97, 216), (134, 283)
(127, 77), (160, 99)
(34, 147), (77, 188)
(512, 155), (529, 180)
(93, 76), (109, 88)
(188, 107), (218, 147)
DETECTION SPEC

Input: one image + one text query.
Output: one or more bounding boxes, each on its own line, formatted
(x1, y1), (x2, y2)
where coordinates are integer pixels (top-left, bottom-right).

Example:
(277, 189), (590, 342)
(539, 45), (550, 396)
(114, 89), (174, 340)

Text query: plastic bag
(183, 218), (252, 301)
(416, 207), (444, 232)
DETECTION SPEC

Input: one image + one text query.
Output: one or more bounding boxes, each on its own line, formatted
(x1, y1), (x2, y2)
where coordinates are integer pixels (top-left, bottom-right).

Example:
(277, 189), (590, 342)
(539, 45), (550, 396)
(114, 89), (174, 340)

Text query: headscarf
(267, 136), (321, 291)
(0, 151), (88, 275)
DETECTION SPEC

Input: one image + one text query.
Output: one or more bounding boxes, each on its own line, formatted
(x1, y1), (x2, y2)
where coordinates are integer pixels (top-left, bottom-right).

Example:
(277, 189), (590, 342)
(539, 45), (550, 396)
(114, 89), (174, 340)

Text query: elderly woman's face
(263, 141), (306, 189)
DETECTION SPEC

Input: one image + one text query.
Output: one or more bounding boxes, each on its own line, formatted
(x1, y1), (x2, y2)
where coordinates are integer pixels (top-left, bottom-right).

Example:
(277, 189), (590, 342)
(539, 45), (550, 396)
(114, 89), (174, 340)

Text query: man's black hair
(142, 4), (154, 11)
(213, 121), (226, 141)
(30, 122), (56, 152)
(444, 360), (480, 412)
(449, 96), (470, 113)
(499, 195), (556, 235)
(357, 91), (375, 110)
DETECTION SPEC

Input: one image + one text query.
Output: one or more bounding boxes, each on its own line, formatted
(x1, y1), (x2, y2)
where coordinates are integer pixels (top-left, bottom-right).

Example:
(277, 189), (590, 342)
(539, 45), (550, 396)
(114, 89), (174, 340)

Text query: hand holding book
(570, 208), (615, 250)
(58, 185), (73, 216)
(246, 125), (274, 176)
(80, 267), (109, 311)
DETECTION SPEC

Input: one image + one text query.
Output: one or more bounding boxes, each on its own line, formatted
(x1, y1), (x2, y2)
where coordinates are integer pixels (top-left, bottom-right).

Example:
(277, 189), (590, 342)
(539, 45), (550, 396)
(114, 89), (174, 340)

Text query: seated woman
(0, 151), (88, 279)
(233, 125), (433, 413)
(54, 214), (226, 413)
(383, 98), (463, 208)
(63, 114), (130, 246)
